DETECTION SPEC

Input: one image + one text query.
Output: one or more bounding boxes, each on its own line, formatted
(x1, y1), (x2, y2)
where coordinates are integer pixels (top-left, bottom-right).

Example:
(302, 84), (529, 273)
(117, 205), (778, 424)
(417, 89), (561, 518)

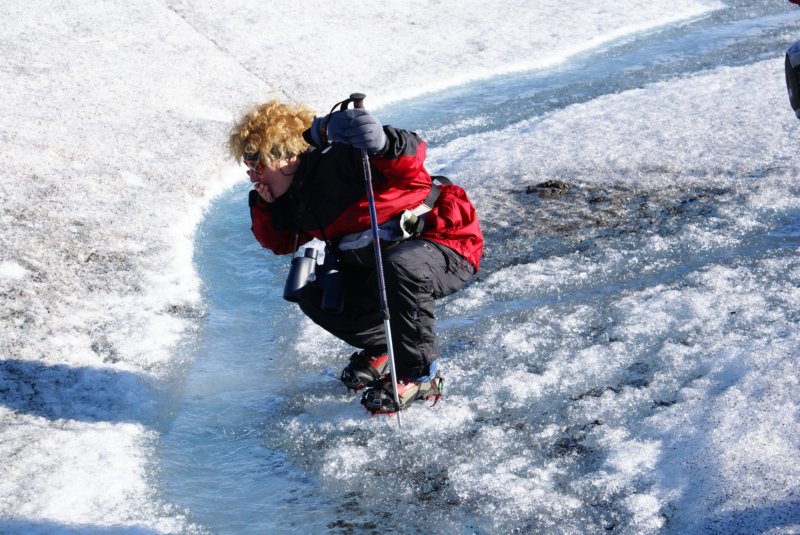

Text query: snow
(2, 0), (800, 533)
(0, 262), (28, 282)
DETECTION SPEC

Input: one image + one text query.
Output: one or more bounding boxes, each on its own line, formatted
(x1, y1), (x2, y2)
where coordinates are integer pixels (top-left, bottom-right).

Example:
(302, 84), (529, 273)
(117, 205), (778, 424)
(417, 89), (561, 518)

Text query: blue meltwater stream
(157, 6), (800, 533)
(157, 187), (338, 533)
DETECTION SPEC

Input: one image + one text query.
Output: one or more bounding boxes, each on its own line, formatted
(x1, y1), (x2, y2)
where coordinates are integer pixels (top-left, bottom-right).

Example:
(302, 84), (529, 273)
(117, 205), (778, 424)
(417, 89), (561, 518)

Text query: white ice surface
(421, 58), (800, 532)
(6, 0), (800, 533)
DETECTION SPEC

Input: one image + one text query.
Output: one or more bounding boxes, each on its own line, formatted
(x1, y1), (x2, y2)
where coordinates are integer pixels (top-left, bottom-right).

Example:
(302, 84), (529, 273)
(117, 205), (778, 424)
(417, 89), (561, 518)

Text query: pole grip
(350, 92), (366, 109)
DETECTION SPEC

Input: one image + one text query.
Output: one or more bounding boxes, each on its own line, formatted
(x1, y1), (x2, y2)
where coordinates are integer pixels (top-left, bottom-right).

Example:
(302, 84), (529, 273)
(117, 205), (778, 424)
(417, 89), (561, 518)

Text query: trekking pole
(349, 92), (402, 427)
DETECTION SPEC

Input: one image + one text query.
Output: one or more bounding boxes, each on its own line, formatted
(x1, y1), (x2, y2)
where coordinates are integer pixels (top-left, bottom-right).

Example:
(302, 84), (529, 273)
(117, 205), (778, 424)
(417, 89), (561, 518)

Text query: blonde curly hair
(228, 99), (315, 164)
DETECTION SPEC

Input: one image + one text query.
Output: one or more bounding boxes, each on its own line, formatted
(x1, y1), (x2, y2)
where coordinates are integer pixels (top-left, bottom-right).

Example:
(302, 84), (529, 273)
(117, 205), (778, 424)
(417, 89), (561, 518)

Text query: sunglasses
(243, 153), (263, 172)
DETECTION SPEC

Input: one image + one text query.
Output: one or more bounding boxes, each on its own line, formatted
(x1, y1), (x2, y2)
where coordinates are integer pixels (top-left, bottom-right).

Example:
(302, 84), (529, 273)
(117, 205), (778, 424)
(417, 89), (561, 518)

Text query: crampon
(361, 374), (444, 415)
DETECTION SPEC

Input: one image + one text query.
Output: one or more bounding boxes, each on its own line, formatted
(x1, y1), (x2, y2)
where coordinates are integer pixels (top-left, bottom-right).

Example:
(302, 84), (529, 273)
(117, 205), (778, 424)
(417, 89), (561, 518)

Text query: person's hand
(253, 181), (276, 203)
(311, 109), (387, 153)
(247, 168), (275, 202)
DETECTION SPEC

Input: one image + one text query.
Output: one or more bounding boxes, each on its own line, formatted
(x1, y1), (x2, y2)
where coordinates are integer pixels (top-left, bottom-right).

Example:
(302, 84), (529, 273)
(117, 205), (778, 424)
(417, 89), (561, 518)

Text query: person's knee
(384, 242), (436, 286)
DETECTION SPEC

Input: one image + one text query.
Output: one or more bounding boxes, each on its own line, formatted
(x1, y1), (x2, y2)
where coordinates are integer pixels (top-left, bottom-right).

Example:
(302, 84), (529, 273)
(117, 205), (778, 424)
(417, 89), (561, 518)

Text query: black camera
(283, 248), (318, 302)
(282, 246), (344, 313)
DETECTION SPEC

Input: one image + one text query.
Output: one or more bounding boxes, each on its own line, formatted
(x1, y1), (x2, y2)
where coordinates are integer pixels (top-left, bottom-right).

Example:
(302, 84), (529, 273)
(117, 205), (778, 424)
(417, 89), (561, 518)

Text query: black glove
(309, 109), (387, 154)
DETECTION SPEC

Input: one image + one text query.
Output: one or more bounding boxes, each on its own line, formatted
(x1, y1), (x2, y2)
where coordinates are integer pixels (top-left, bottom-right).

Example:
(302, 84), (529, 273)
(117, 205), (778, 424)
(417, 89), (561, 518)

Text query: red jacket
(250, 126), (483, 271)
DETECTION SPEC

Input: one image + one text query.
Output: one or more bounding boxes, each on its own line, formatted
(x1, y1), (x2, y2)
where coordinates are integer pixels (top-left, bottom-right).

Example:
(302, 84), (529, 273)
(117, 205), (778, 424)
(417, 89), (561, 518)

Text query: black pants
(298, 239), (475, 378)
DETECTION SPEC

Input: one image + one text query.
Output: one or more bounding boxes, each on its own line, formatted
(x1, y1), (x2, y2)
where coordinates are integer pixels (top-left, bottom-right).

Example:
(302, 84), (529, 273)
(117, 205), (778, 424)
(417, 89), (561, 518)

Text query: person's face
(245, 156), (298, 202)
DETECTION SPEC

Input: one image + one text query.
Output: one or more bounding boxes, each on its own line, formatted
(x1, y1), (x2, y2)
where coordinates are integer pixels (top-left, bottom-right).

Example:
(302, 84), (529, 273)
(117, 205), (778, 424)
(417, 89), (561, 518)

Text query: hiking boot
(361, 374), (444, 414)
(340, 351), (390, 391)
